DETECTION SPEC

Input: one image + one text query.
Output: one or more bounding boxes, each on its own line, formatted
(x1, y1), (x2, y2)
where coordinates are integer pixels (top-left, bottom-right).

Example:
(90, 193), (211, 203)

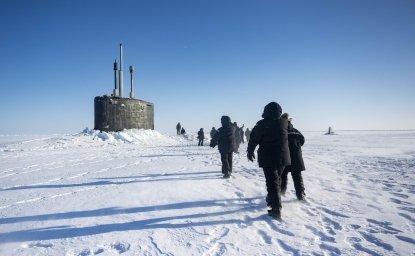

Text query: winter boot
(292, 171), (306, 200)
(223, 172), (231, 179)
(280, 187), (286, 196)
(267, 202), (282, 221)
(265, 194), (271, 207)
(296, 191), (306, 201)
(267, 209), (281, 220)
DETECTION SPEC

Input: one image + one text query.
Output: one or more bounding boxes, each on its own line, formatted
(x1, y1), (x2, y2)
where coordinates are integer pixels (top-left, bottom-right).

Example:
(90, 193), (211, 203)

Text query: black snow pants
(263, 166), (284, 210)
(220, 153), (233, 175)
(281, 169), (305, 197)
(198, 139), (204, 146)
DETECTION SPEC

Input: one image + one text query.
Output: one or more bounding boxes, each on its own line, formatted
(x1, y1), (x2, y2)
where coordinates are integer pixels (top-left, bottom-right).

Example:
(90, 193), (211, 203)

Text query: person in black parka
(210, 127), (217, 140)
(239, 124), (245, 143)
(245, 128), (251, 143)
(281, 113), (306, 200)
(247, 102), (291, 220)
(210, 116), (237, 178)
(176, 122), (182, 135)
(197, 128), (205, 146)
(233, 122), (241, 153)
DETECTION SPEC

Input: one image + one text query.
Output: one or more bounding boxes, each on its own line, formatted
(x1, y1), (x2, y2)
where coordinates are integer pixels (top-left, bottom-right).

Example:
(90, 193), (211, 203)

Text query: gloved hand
(247, 152), (255, 162)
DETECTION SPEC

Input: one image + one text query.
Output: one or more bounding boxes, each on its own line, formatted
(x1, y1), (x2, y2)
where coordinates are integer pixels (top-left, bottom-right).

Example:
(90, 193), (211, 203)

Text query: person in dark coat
(233, 122), (241, 153)
(281, 113), (306, 200)
(210, 116), (237, 178)
(176, 122), (181, 135)
(197, 128), (205, 146)
(240, 124), (245, 143)
(245, 128), (251, 143)
(180, 127), (186, 135)
(210, 127), (217, 139)
(247, 102), (291, 220)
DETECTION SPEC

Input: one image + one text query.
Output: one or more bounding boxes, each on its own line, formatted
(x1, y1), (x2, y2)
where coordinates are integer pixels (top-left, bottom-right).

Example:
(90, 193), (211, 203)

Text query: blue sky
(0, 0), (414, 134)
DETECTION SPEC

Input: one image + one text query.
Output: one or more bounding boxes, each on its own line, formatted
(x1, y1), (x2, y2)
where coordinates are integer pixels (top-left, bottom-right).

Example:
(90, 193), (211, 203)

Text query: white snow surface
(0, 129), (414, 255)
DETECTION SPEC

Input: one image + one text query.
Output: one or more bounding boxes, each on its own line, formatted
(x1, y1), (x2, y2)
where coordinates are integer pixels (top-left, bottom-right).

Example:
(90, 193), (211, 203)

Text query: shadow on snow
(0, 197), (263, 243)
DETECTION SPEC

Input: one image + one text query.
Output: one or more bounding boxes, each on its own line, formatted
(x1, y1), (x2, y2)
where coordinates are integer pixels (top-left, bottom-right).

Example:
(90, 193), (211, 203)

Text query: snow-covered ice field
(0, 129), (414, 255)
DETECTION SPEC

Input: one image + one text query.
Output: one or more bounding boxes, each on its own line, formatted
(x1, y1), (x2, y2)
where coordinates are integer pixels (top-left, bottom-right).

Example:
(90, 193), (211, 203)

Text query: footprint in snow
(317, 206), (350, 218)
(110, 242), (130, 254)
(319, 243), (341, 255)
(398, 206), (415, 213)
(389, 197), (412, 206)
(76, 249), (93, 256)
(277, 239), (300, 255)
(345, 237), (383, 256)
(358, 231), (394, 251)
(398, 212), (415, 224)
(390, 192), (409, 199)
(234, 191), (244, 198)
(302, 207), (319, 217)
(262, 216), (295, 237)
(366, 219), (402, 234)
(256, 229), (272, 244)
(395, 235), (415, 245)
(319, 216), (342, 236)
(305, 225), (335, 243)
(206, 227), (230, 244)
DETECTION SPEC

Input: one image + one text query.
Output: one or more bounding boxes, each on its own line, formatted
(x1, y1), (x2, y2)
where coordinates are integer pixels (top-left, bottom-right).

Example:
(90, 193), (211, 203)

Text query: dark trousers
(220, 153), (233, 175)
(177, 129), (180, 135)
(281, 169), (305, 196)
(198, 139), (204, 146)
(263, 166), (284, 210)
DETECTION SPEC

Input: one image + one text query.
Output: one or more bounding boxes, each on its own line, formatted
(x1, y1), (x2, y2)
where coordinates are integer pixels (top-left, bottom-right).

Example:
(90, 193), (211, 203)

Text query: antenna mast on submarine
(129, 65), (134, 98)
(113, 59), (118, 97)
(119, 43), (123, 98)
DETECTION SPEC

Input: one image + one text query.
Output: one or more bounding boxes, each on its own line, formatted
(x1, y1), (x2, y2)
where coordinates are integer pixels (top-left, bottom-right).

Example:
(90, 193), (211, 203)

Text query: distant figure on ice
(233, 122), (241, 153)
(325, 126), (335, 135)
(180, 127), (186, 135)
(247, 102), (291, 220)
(210, 116), (237, 178)
(176, 122), (182, 135)
(197, 128), (205, 146)
(245, 128), (251, 143)
(240, 124), (245, 143)
(210, 127), (217, 139)
(281, 113), (306, 201)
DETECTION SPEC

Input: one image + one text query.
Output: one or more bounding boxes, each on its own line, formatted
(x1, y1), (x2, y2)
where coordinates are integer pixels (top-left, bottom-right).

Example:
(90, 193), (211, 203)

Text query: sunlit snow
(0, 129), (414, 255)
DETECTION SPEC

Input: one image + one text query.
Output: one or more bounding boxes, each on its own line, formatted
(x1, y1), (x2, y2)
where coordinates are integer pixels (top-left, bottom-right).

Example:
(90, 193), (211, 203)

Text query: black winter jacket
(248, 117), (291, 169)
(211, 125), (237, 154)
(197, 130), (205, 140)
(286, 124), (305, 171)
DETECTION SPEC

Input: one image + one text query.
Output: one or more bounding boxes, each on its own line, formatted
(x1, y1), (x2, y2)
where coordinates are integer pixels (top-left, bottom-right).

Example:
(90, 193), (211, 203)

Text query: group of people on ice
(176, 101), (306, 220)
(176, 122), (251, 149)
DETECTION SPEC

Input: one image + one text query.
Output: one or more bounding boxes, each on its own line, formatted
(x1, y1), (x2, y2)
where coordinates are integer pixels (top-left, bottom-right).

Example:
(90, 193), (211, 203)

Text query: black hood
(221, 116), (231, 127)
(262, 102), (282, 119)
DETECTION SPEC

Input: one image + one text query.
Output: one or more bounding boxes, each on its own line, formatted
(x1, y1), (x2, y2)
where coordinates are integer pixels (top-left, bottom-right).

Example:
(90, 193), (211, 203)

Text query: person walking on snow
(280, 113), (306, 200)
(210, 127), (217, 140)
(247, 102), (291, 220)
(240, 124), (245, 143)
(233, 122), (241, 153)
(197, 128), (205, 146)
(210, 116), (237, 178)
(245, 128), (251, 143)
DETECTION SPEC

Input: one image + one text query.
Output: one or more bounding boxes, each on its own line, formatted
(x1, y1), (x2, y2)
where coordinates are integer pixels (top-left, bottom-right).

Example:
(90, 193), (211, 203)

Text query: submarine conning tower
(94, 43), (154, 132)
